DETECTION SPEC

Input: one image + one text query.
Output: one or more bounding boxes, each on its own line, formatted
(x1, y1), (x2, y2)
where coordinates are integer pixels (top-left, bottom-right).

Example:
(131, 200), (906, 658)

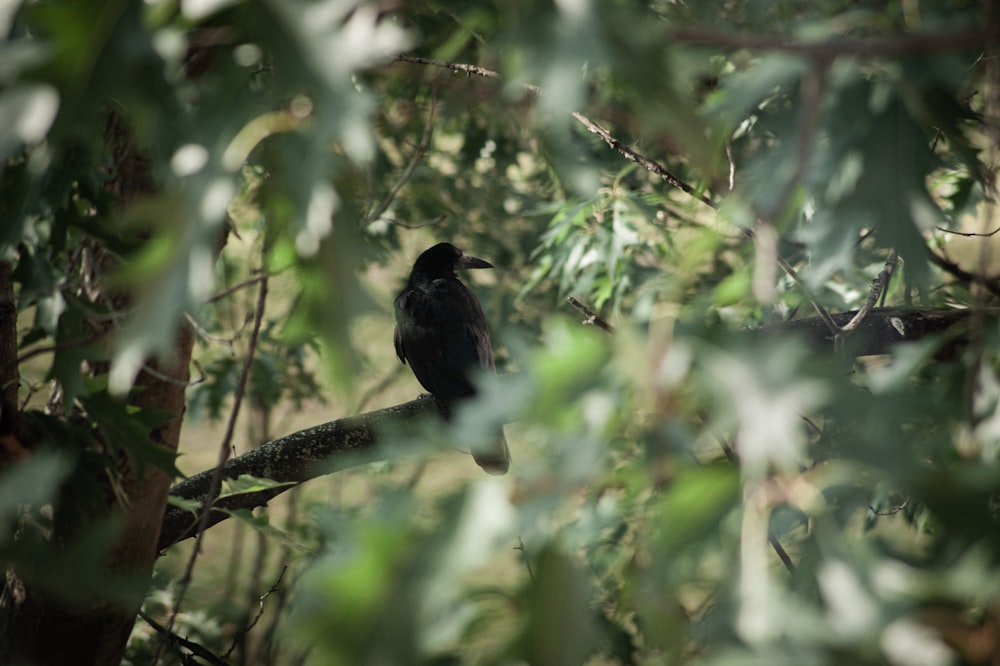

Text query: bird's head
(410, 242), (494, 280)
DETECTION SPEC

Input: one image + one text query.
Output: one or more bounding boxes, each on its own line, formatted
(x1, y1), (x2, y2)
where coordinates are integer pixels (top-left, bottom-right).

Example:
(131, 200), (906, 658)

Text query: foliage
(2, 0), (1000, 664)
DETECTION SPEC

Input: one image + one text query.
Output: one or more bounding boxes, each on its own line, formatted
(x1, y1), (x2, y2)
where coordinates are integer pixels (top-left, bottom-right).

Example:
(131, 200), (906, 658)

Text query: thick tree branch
(159, 394), (440, 550)
(755, 307), (978, 356)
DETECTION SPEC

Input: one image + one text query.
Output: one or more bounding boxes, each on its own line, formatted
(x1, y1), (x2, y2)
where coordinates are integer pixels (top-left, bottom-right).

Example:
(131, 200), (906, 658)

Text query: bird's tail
(472, 427), (510, 475)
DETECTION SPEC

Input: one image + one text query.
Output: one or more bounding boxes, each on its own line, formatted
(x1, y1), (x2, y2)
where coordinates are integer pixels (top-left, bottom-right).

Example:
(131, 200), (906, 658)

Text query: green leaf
(222, 507), (312, 554)
(219, 474), (297, 498)
(78, 388), (180, 479)
(165, 495), (202, 514)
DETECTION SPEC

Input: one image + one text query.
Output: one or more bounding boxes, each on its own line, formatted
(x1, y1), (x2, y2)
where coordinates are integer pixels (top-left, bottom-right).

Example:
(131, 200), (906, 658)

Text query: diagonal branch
(567, 296), (615, 333)
(158, 394), (440, 550)
(365, 90), (439, 226)
(570, 112), (717, 209)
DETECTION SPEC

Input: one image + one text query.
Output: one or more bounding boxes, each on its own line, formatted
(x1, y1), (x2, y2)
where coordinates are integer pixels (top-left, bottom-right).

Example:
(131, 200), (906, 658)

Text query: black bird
(393, 242), (510, 475)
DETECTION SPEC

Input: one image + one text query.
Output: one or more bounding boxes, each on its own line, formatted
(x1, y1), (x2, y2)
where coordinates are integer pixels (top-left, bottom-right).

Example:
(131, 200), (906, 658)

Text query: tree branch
(755, 307), (978, 356)
(138, 610), (228, 666)
(567, 297), (615, 333)
(365, 91), (438, 226)
(158, 394), (440, 550)
(570, 112), (716, 209)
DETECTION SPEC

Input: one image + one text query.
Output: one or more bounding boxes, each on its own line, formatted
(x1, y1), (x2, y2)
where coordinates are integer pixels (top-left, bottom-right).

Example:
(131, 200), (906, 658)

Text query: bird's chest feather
(394, 280), (489, 365)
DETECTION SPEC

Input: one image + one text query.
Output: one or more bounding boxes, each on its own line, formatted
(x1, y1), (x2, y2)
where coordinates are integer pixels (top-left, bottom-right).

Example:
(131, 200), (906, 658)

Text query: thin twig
(750, 61), (835, 322)
(878, 259), (895, 308)
(208, 274), (269, 304)
(869, 497), (910, 516)
(571, 112), (716, 209)
(224, 565), (288, 659)
(186, 311), (253, 346)
(567, 296), (614, 333)
(353, 365), (406, 414)
(768, 534), (797, 574)
(13, 334), (102, 368)
(159, 272), (269, 657)
(393, 54), (544, 95)
(139, 609), (229, 666)
(761, 61), (829, 221)
(515, 537), (534, 581)
(365, 91), (439, 226)
(936, 225), (1000, 237)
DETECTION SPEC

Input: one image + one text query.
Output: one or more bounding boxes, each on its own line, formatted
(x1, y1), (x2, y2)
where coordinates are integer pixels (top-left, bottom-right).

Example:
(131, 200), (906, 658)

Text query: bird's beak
(456, 254), (493, 270)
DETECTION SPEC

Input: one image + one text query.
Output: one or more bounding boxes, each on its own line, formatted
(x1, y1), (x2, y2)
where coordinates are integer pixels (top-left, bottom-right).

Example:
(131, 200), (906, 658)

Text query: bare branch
(224, 565), (288, 660)
(207, 274), (269, 304)
(139, 610), (228, 666)
(567, 296), (615, 333)
(869, 497), (910, 516)
(570, 112), (717, 209)
(158, 394), (441, 550)
(393, 55), (543, 95)
(365, 91), (439, 226)
(163, 272), (269, 652)
(937, 225), (1000, 238)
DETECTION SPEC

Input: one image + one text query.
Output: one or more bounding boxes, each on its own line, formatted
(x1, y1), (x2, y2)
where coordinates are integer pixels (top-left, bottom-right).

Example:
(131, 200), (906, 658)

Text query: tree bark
(159, 394), (439, 550)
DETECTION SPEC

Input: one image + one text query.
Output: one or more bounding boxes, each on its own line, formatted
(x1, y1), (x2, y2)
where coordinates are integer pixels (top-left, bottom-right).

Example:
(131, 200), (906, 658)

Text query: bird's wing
(459, 289), (495, 372)
(393, 321), (407, 365)
(393, 279), (491, 402)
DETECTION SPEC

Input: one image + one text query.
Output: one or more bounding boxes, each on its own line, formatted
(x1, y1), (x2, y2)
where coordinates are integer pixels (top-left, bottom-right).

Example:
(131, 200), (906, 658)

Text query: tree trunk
(0, 114), (194, 665)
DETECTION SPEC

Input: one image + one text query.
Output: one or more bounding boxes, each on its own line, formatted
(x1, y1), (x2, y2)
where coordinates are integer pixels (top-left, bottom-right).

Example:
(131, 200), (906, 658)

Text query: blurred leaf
(0, 453), (72, 545)
(520, 546), (599, 666)
(0, 83), (59, 160)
